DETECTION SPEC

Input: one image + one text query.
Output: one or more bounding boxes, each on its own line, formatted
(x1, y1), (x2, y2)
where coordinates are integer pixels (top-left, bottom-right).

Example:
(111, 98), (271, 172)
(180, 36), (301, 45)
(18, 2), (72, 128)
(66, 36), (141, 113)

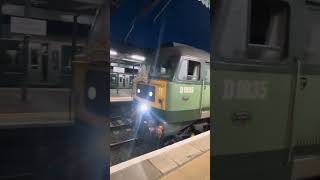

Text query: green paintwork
(153, 108), (200, 124)
(210, 0), (320, 179)
(136, 45), (210, 136)
(156, 82), (210, 123)
(213, 150), (292, 180)
(293, 75), (320, 149)
(211, 70), (291, 155)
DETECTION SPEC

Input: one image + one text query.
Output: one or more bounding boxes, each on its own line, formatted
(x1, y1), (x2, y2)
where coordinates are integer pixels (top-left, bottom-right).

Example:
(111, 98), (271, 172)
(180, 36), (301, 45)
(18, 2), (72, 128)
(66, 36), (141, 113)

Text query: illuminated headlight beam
(138, 103), (150, 113)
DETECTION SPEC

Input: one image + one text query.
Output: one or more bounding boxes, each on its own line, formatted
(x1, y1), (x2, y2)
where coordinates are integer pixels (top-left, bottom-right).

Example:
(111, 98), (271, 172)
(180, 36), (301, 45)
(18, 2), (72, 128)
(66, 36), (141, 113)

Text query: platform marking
(110, 131), (210, 174)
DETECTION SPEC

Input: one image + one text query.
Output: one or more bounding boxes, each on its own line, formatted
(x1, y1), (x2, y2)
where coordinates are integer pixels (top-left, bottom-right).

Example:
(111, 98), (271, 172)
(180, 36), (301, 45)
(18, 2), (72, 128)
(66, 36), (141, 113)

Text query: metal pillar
(0, 1), (3, 38)
(87, 2), (108, 63)
(21, 0), (31, 101)
(131, 65), (135, 97)
(72, 3), (110, 177)
(71, 15), (78, 62)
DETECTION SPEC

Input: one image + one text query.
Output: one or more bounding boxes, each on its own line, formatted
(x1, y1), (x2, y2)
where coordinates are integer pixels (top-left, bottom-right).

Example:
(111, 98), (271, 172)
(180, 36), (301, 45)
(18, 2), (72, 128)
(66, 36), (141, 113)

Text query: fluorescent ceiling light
(110, 49), (118, 56)
(111, 63), (118, 66)
(130, 54), (146, 61)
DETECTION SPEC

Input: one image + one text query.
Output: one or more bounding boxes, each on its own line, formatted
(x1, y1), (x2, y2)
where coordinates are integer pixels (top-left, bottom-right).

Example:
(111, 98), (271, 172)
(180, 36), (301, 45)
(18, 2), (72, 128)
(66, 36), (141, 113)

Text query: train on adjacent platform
(110, 72), (135, 89)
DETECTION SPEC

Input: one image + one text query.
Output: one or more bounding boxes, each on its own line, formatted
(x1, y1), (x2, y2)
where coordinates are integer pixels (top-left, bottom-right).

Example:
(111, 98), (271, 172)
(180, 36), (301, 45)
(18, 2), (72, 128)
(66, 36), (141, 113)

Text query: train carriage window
(31, 49), (39, 68)
(6, 50), (18, 65)
(150, 54), (179, 80)
(178, 60), (201, 81)
(247, 0), (289, 61)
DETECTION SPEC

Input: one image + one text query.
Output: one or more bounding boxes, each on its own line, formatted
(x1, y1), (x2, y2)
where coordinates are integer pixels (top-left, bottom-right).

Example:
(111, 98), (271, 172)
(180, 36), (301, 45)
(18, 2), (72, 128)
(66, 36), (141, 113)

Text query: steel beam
(86, 1), (108, 63)
(72, 0), (104, 5)
(2, 4), (93, 24)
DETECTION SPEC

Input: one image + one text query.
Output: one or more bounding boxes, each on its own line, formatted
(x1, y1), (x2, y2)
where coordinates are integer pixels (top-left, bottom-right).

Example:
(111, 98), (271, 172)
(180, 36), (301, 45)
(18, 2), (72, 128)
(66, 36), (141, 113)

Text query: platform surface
(0, 87), (132, 127)
(160, 151), (210, 180)
(110, 89), (133, 102)
(110, 96), (133, 102)
(0, 88), (71, 127)
(110, 131), (210, 180)
(0, 88), (70, 114)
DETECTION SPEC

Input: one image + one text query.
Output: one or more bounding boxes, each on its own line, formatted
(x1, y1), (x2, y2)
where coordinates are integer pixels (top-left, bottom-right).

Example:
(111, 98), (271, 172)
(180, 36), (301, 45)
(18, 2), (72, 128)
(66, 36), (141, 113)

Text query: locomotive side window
(205, 62), (210, 82)
(304, 5), (320, 64)
(178, 60), (201, 81)
(178, 60), (188, 80)
(247, 0), (289, 61)
(187, 61), (201, 81)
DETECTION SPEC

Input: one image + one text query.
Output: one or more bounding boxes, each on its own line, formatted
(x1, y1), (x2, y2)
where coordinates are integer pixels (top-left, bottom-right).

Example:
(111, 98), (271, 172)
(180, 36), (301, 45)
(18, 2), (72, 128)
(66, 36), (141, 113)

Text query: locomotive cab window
(205, 62), (210, 82)
(248, 0), (289, 61)
(150, 54), (179, 80)
(304, 3), (320, 64)
(178, 60), (201, 81)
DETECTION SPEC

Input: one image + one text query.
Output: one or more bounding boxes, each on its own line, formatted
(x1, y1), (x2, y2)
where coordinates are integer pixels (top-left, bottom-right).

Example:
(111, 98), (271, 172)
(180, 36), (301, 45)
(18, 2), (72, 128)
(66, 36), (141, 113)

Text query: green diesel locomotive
(212, 0), (320, 179)
(133, 44), (210, 144)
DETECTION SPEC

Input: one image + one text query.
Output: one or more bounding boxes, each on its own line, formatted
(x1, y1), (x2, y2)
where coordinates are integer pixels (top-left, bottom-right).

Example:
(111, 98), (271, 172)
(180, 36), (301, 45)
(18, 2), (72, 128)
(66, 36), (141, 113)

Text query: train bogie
(0, 38), (84, 88)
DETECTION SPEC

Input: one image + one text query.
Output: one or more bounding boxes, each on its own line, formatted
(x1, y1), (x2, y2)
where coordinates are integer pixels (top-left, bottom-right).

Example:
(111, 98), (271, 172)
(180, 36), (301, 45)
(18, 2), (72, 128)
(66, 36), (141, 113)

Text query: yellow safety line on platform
(0, 112), (69, 117)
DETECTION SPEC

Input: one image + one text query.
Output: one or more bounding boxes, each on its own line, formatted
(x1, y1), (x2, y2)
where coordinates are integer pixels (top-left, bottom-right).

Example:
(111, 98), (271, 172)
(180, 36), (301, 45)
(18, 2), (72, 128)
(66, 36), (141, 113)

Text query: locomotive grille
(136, 84), (155, 102)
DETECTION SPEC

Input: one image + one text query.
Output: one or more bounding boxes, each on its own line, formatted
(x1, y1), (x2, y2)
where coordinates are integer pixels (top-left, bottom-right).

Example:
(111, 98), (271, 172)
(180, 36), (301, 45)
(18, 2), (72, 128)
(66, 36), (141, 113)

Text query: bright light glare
(130, 54), (146, 61)
(149, 92), (153, 97)
(138, 103), (149, 113)
(137, 89), (141, 93)
(110, 49), (118, 56)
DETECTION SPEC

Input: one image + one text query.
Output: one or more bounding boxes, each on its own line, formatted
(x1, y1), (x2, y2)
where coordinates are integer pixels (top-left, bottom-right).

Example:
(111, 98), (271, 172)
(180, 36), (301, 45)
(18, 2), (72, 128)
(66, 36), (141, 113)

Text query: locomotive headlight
(148, 91), (153, 97)
(138, 103), (149, 113)
(137, 88), (141, 93)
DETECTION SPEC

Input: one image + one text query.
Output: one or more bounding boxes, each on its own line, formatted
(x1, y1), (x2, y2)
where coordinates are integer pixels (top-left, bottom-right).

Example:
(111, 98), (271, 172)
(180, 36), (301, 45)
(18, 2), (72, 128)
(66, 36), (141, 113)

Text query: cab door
(28, 43), (42, 83)
(200, 62), (210, 118)
(212, 0), (293, 179)
(291, 3), (320, 179)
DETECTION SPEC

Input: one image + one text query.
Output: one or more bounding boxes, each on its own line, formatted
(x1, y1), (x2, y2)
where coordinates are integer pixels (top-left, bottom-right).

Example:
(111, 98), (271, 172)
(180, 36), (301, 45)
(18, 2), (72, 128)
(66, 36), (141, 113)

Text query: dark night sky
(110, 0), (210, 52)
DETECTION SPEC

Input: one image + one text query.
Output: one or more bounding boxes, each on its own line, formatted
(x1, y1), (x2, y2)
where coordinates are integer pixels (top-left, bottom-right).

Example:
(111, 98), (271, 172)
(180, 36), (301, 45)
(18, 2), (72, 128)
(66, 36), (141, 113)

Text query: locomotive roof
(161, 45), (210, 62)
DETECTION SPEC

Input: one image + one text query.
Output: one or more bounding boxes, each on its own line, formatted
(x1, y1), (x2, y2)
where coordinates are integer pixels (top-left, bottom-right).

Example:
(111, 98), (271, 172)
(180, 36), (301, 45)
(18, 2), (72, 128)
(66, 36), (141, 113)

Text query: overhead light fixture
(110, 49), (118, 56)
(130, 54), (146, 61)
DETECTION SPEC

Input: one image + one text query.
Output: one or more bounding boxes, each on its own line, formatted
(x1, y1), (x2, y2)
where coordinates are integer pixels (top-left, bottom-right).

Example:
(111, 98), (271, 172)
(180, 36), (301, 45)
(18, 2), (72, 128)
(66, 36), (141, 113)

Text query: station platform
(110, 89), (133, 102)
(110, 89), (132, 96)
(0, 87), (132, 126)
(110, 96), (133, 102)
(110, 131), (210, 180)
(0, 88), (71, 127)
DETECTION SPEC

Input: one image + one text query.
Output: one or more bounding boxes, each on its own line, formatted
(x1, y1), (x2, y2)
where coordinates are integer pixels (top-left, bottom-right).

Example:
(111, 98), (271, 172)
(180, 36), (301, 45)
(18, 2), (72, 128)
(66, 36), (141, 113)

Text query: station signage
(10, 17), (47, 36)
(113, 67), (125, 73)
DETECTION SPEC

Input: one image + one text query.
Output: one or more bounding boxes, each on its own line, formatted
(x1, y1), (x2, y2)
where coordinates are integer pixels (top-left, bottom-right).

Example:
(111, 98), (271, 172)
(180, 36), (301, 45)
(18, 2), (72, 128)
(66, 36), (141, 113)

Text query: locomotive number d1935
(222, 79), (268, 100)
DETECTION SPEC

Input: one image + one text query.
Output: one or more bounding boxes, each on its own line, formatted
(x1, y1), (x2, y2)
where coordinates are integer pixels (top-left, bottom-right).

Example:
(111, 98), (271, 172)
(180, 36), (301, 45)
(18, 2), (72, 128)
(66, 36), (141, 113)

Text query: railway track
(110, 116), (138, 148)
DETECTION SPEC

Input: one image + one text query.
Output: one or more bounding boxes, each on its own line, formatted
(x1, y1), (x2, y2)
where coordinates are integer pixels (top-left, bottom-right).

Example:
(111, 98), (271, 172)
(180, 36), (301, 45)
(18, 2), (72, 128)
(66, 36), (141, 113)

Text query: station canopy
(111, 0), (210, 52)
(3, 0), (101, 14)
